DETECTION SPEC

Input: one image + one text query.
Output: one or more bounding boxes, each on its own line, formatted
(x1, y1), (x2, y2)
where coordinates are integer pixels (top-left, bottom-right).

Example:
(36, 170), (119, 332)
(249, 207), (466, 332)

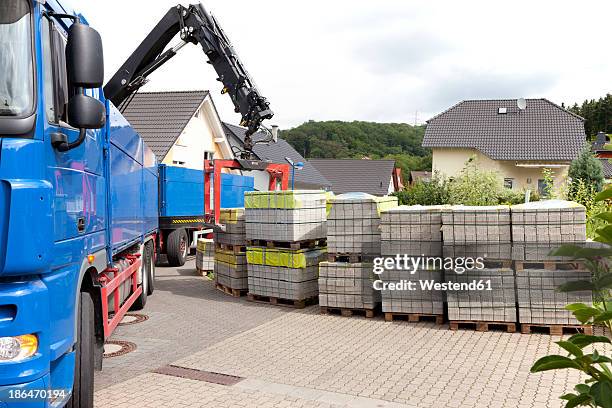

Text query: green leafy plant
(541, 168), (556, 199)
(531, 185), (612, 408)
(568, 147), (605, 195)
(448, 158), (505, 206)
(568, 179), (612, 239)
(393, 171), (450, 205)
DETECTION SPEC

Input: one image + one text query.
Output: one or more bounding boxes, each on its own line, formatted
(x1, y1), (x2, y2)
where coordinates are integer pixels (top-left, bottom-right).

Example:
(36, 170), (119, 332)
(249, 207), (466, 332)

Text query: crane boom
(104, 3), (273, 152)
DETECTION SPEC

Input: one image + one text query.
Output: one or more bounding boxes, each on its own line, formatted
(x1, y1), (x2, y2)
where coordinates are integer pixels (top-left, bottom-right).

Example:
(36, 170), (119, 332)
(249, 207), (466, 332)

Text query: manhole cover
(103, 341), (136, 358)
(118, 313), (149, 326)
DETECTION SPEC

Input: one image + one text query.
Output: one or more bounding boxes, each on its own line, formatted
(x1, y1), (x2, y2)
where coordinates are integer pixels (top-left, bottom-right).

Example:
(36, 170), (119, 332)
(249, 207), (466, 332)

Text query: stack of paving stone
(441, 205), (511, 244)
(244, 191), (327, 242)
(445, 244), (516, 324)
(212, 209), (248, 294)
(380, 206), (446, 319)
(214, 248), (248, 294)
(442, 206), (516, 327)
(511, 200), (587, 244)
(247, 247), (326, 301)
(195, 238), (214, 274)
(319, 194), (396, 313)
(318, 262), (380, 312)
(327, 194), (398, 256)
(511, 201), (591, 331)
(214, 208), (246, 246)
(244, 191), (327, 303)
(516, 266), (592, 326)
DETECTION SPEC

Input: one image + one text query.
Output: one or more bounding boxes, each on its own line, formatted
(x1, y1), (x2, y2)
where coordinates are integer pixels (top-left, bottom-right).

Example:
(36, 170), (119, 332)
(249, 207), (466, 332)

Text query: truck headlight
(0, 335), (38, 362)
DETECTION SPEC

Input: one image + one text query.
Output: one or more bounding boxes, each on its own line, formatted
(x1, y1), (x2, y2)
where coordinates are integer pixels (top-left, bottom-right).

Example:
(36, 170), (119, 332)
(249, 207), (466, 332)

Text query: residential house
(410, 171), (432, 186)
(308, 159), (403, 196)
(422, 98), (586, 193)
(122, 90), (234, 168)
(223, 123), (331, 191)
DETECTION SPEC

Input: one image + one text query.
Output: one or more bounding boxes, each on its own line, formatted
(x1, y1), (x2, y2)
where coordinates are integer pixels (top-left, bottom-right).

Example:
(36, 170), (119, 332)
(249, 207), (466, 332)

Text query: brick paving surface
(95, 260), (602, 407)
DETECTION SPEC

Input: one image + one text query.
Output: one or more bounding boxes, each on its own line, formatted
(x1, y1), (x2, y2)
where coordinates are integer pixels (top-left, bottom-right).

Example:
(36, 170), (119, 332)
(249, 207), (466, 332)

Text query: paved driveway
(94, 260), (593, 408)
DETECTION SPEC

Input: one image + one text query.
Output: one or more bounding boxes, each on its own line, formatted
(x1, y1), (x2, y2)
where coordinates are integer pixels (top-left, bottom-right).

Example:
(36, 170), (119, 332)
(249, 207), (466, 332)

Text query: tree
(568, 147), (605, 193)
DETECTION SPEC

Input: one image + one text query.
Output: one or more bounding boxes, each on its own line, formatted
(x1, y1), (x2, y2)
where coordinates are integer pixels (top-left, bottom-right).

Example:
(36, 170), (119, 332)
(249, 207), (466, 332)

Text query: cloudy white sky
(78, 0), (611, 128)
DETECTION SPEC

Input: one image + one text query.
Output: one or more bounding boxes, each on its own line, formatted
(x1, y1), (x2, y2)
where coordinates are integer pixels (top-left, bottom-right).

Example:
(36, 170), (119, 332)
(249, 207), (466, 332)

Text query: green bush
(448, 159), (504, 206)
(569, 146), (605, 194)
(393, 172), (450, 206)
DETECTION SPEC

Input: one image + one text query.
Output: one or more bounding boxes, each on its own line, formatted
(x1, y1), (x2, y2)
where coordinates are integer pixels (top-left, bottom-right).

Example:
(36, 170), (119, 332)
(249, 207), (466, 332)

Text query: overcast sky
(78, 0), (611, 129)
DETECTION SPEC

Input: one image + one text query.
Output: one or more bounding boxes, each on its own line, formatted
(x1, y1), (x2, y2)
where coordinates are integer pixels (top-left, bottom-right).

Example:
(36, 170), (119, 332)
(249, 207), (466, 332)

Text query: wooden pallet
(215, 283), (247, 298)
(215, 243), (246, 253)
(515, 260), (584, 271)
(246, 238), (326, 250)
(320, 306), (378, 318)
(520, 324), (593, 336)
(326, 253), (375, 263)
(385, 312), (444, 325)
(246, 293), (318, 309)
(450, 320), (516, 333)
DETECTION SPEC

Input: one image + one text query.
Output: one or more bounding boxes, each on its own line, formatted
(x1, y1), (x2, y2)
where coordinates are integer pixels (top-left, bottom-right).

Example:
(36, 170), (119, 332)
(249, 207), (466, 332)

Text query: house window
(537, 179), (546, 195)
(504, 178), (514, 189)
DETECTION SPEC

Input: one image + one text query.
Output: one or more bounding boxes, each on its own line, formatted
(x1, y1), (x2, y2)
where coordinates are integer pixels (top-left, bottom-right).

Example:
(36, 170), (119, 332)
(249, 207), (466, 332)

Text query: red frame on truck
(204, 159), (290, 225)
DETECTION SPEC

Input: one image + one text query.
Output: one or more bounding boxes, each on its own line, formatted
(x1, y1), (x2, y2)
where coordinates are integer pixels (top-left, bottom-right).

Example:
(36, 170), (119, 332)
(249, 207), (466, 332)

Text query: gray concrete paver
(94, 262), (607, 408)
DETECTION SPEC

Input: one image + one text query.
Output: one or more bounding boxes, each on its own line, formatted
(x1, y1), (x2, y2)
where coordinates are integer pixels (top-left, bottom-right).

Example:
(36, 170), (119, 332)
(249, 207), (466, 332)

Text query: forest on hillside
(568, 93), (612, 138)
(282, 121), (431, 178)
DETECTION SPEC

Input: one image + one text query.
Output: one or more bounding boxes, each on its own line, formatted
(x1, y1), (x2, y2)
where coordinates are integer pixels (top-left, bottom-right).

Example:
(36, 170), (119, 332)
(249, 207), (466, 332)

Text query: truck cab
(0, 1), (157, 406)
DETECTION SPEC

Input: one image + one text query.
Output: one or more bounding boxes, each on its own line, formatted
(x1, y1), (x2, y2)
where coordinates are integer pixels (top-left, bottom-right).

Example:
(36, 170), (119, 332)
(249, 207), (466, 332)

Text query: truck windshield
(0, 0), (33, 117)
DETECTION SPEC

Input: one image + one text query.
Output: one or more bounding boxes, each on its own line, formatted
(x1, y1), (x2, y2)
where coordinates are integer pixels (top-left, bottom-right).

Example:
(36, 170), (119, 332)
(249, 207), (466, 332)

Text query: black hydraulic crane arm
(103, 3), (273, 151)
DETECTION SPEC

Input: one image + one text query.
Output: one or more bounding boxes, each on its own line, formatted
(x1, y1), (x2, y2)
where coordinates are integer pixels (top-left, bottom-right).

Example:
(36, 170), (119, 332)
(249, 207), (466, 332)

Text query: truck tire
(131, 248), (149, 310)
(146, 242), (155, 295)
(68, 292), (95, 408)
(167, 228), (188, 267)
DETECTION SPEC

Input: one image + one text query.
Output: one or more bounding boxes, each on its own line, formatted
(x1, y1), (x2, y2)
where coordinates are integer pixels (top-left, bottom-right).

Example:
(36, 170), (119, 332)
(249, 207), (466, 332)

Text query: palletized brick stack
(380, 206), (446, 321)
(443, 206), (517, 330)
(196, 238), (214, 274)
(215, 208), (246, 246)
(511, 201), (590, 332)
(214, 249), (248, 294)
(245, 191), (326, 242)
(247, 247), (326, 301)
(516, 267), (592, 326)
(213, 208), (248, 295)
(511, 200), (587, 244)
(441, 205), (511, 244)
(446, 263), (516, 323)
(320, 194), (397, 315)
(318, 262), (379, 314)
(244, 191), (327, 305)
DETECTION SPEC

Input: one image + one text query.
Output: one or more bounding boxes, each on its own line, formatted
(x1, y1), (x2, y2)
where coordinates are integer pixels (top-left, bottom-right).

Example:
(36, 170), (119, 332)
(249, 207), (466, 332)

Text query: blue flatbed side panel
(221, 173), (254, 208)
(108, 105), (158, 253)
(159, 166), (254, 217)
(159, 165), (204, 217)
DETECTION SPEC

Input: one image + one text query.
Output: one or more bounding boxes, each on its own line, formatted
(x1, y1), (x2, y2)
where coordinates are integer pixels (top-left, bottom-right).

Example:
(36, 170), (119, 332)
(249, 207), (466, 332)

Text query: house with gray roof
(223, 123), (331, 191)
(122, 90), (234, 169)
(422, 98), (586, 193)
(308, 159), (403, 196)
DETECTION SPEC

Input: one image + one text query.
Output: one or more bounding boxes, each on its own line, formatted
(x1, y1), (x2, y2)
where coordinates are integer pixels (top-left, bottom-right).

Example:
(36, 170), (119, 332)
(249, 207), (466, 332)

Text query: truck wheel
(146, 242), (155, 295)
(167, 229), (188, 267)
(68, 292), (95, 408)
(131, 248), (149, 310)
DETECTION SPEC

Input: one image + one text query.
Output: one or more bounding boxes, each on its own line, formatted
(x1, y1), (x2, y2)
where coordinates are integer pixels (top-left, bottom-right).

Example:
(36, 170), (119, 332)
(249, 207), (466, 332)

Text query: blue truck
(158, 165), (253, 266)
(0, 0), (274, 406)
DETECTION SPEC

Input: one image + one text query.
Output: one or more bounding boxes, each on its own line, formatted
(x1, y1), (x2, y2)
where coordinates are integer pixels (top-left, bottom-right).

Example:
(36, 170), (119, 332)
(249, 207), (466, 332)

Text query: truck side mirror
(68, 94), (106, 129)
(53, 22), (105, 152)
(66, 23), (104, 88)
